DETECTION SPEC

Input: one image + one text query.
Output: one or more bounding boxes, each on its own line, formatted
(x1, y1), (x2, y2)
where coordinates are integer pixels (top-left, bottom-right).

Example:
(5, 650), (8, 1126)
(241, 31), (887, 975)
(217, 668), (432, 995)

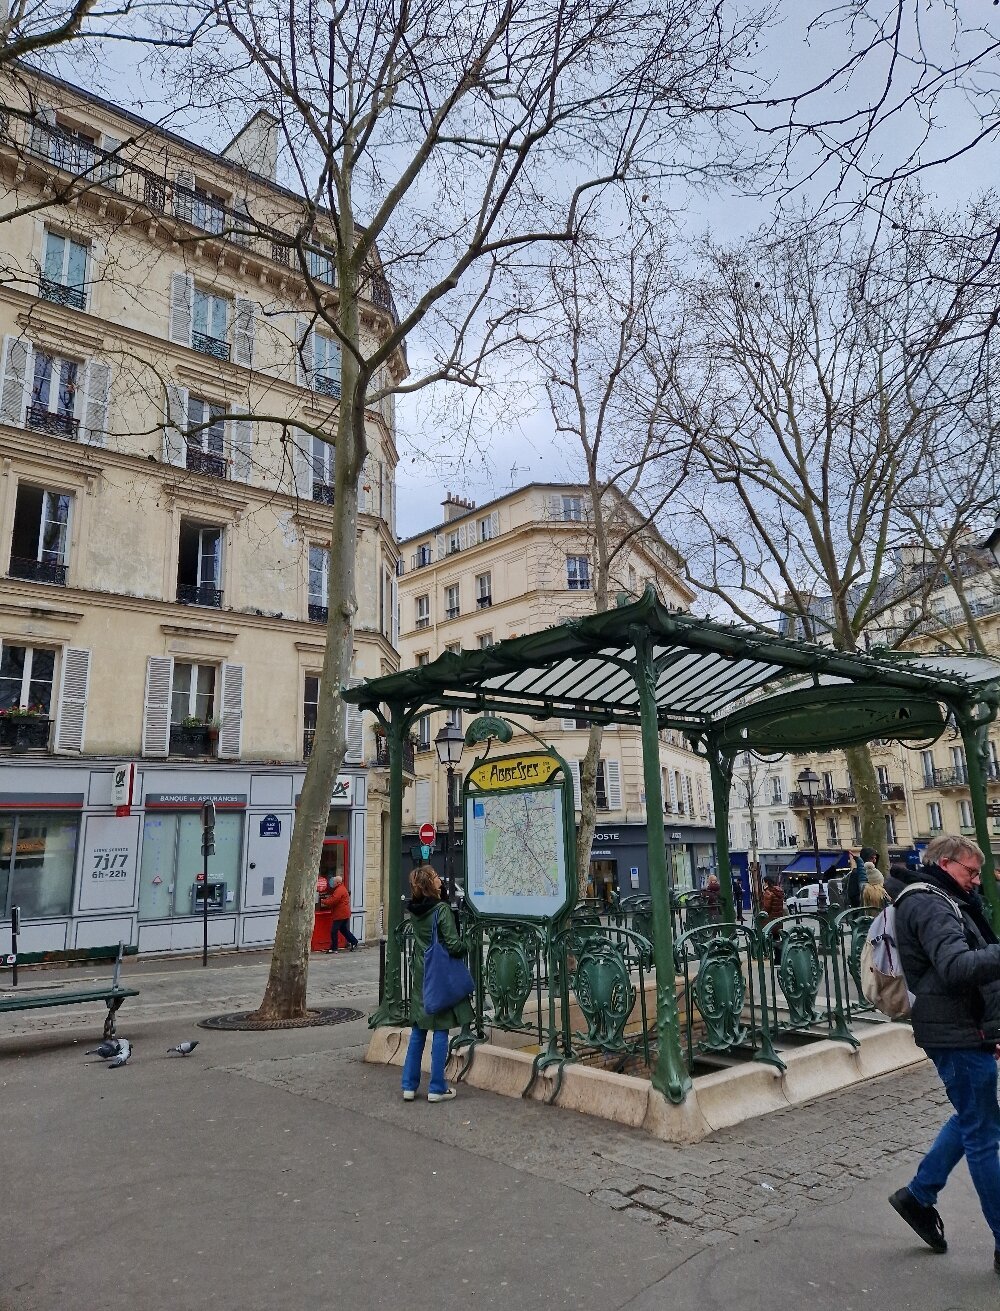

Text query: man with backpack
(886, 835), (1000, 1276)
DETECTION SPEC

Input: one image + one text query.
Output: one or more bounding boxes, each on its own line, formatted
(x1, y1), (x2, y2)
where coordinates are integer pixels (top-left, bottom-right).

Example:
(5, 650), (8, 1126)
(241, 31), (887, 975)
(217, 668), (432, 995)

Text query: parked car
(785, 883), (824, 914)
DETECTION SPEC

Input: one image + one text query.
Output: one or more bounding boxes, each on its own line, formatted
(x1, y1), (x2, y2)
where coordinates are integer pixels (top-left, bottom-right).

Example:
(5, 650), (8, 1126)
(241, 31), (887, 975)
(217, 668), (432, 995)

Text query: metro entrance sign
(418, 823), (436, 845)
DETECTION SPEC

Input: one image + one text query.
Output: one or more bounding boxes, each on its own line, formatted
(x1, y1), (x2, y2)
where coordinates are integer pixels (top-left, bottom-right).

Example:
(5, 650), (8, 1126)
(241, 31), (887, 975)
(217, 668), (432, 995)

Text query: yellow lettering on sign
(468, 753), (561, 791)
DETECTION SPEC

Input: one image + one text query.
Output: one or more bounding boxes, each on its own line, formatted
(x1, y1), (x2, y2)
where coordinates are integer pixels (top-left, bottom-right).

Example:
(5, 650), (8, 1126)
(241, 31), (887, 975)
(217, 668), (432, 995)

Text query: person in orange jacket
(325, 874), (359, 953)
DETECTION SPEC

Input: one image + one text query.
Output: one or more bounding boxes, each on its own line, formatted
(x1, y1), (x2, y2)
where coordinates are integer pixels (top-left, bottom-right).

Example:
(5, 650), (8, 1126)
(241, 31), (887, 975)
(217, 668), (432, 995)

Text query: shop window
(0, 811), (78, 917)
(138, 810), (242, 919)
(9, 485), (71, 585)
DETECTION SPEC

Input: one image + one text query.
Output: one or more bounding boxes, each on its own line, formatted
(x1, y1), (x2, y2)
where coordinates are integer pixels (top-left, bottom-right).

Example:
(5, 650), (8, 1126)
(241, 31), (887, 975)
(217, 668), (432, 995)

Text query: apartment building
(396, 485), (718, 899)
(0, 70), (403, 954)
(728, 752), (798, 888)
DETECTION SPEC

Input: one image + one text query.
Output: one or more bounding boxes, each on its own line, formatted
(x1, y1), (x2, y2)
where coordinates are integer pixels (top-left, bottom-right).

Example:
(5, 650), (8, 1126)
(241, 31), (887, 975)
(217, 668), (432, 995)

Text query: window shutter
(228, 406), (253, 482)
(546, 494), (563, 520)
(291, 426), (312, 499)
(142, 655), (173, 757)
(435, 533), (446, 560)
(561, 718), (575, 731)
(668, 772), (678, 814)
(29, 106), (56, 156)
(54, 647), (91, 753)
(414, 779), (431, 826)
(218, 661), (244, 759)
(489, 510), (499, 538)
(606, 760), (622, 810)
(99, 135), (124, 188)
(685, 774), (695, 816)
(168, 272), (194, 346)
(232, 297), (255, 367)
(295, 317), (314, 387)
(163, 384), (188, 465)
(172, 168), (195, 219)
(344, 682), (364, 763)
(80, 359), (112, 445)
(569, 760), (581, 810)
(0, 334), (32, 428)
(391, 577), (399, 647)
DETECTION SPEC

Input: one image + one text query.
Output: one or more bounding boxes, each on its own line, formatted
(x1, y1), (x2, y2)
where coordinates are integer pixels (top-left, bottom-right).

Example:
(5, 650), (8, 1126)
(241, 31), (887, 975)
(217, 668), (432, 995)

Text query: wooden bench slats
(0, 988), (139, 1011)
(0, 942), (139, 1038)
(3, 945), (139, 968)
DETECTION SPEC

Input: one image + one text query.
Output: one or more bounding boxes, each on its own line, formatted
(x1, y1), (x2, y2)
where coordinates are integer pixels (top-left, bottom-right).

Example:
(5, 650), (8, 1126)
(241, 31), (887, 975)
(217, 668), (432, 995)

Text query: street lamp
(434, 720), (465, 904)
(797, 767), (827, 910)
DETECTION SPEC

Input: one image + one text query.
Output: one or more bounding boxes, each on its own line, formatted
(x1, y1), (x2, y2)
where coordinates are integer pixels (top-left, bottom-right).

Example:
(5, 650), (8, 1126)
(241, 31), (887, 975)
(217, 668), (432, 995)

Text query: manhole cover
(198, 1007), (364, 1031)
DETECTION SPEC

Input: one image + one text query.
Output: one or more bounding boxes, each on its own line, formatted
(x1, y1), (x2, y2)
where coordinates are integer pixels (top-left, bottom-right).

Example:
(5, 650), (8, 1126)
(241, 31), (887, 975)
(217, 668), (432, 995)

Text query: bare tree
(652, 207), (1000, 867)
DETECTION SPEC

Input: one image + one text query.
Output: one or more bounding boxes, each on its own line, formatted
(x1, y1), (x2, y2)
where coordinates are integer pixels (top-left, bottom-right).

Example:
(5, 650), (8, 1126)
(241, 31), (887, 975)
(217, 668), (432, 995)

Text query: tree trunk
(845, 743), (889, 872)
(576, 723), (604, 896)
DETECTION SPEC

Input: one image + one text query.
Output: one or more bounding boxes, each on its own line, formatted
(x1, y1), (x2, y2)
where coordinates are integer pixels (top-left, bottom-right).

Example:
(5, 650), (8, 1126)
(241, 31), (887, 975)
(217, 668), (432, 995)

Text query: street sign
(418, 823), (436, 845)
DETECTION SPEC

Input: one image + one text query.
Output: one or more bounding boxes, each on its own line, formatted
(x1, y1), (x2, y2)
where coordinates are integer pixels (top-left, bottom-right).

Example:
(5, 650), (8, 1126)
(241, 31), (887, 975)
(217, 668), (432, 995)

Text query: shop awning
(781, 851), (850, 878)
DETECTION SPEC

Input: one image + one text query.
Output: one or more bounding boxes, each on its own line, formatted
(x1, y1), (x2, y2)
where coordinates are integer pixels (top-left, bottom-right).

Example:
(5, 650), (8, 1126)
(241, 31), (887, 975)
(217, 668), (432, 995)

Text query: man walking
(887, 834), (1000, 1274)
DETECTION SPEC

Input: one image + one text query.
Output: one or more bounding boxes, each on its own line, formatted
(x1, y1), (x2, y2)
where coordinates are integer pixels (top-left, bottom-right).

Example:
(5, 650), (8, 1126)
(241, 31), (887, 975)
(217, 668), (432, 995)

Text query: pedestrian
(761, 873), (786, 962)
(325, 874), (359, 953)
(401, 864), (474, 1103)
(846, 846), (879, 909)
(861, 868), (890, 912)
(887, 835), (1000, 1275)
(732, 871), (744, 921)
(705, 874), (721, 919)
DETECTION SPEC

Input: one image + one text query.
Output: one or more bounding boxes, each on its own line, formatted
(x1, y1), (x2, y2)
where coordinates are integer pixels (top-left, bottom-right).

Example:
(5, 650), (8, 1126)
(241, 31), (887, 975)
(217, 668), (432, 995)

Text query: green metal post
(707, 742), (736, 923)
(369, 704), (408, 1027)
(960, 703), (1000, 928)
(630, 628), (691, 1104)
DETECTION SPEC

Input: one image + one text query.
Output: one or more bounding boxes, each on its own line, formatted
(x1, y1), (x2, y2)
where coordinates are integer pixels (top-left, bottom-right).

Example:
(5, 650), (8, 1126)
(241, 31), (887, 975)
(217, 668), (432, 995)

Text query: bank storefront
(0, 760), (369, 955)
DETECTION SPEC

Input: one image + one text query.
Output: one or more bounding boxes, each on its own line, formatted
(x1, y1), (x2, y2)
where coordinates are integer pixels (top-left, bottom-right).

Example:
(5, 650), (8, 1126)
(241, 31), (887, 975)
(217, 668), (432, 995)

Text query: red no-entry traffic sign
(418, 823), (436, 845)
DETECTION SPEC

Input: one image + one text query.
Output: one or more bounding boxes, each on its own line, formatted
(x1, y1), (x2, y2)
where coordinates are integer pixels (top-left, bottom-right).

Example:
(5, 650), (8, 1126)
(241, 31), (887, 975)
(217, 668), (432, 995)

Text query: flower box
(169, 725), (217, 758)
(0, 716), (52, 750)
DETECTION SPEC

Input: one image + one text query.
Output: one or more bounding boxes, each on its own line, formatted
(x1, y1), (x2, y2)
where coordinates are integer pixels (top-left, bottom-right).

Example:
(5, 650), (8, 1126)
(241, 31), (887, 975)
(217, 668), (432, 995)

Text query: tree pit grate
(198, 1007), (364, 1031)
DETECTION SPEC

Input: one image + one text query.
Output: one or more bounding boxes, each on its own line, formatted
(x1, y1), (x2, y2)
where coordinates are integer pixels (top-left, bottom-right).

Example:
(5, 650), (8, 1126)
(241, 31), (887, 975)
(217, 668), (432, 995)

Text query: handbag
(422, 906), (474, 1016)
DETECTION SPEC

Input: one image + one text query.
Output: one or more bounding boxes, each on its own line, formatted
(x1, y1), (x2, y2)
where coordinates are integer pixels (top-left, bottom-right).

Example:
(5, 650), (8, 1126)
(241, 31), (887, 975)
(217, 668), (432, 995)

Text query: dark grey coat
(893, 864), (1000, 1050)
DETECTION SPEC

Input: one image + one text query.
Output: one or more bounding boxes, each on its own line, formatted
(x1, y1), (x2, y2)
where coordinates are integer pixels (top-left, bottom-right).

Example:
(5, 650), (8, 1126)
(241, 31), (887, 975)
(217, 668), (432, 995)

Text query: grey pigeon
(107, 1038), (132, 1069)
(167, 1040), (199, 1057)
(86, 1039), (121, 1059)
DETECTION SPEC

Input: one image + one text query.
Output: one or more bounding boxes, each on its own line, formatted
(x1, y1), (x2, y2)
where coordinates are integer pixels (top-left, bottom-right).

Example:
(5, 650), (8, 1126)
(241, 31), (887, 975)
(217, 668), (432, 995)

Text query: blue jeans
(910, 1047), (1000, 1249)
(401, 1027), (450, 1095)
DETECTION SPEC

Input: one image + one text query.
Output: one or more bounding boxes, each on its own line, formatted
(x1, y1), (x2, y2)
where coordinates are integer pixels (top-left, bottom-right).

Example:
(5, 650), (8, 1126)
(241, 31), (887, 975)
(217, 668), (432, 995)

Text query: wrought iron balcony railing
(8, 557), (68, 585)
(26, 404), (79, 439)
(312, 481), (335, 506)
(314, 373), (341, 398)
(192, 330), (231, 361)
(177, 582), (223, 608)
(186, 447), (227, 479)
(303, 727), (315, 758)
(373, 736), (415, 773)
(477, 595), (492, 608)
(308, 603), (328, 623)
(38, 277), (86, 310)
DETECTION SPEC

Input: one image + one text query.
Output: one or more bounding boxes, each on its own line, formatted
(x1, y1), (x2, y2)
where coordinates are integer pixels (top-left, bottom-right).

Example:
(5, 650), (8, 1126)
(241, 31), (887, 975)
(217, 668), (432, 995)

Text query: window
(170, 662), (216, 724)
(192, 288), (230, 360)
(885, 812), (898, 845)
(989, 740), (1000, 782)
(852, 815), (862, 844)
(173, 178), (227, 235)
(309, 436), (335, 504)
(921, 750), (936, 787)
(414, 543), (432, 568)
(876, 765), (890, 789)
(775, 819), (788, 846)
(928, 801), (943, 833)
(951, 745), (967, 783)
(185, 395), (227, 478)
(445, 583), (460, 619)
(826, 816), (838, 844)
(479, 516), (494, 542)
(415, 652), (430, 667)
(177, 522), (223, 607)
(33, 119), (98, 175)
(770, 776), (784, 804)
(595, 759), (609, 810)
(415, 714), (431, 751)
(40, 229), (87, 309)
(0, 644), (55, 716)
(28, 351), (79, 439)
(303, 675), (319, 757)
(477, 632), (493, 649)
(313, 333), (341, 398)
(566, 556), (590, 590)
(445, 642), (461, 655)
(562, 495), (583, 522)
(822, 771), (835, 799)
(9, 485), (70, 585)
(476, 572), (492, 608)
(447, 529), (462, 555)
(307, 242), (336, 286)
(628, 566), (637, 593)
(415, 594), (430, 630)
(959, 799), (974, 829)
(308, 546), (329, 622)
(138, 809), (243, 920)
(445, 707), (462, 730)
(0, 811), (79, 918)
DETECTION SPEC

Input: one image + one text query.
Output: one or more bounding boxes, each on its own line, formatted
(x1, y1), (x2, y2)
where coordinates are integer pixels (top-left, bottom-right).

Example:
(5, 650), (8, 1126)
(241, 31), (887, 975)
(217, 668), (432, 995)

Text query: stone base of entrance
(365, 1020), (924, 1142)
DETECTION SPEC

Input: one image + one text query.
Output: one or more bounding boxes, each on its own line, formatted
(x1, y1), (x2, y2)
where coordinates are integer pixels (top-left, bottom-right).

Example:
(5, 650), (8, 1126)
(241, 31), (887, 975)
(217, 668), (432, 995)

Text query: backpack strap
(895, 881), (963, 925)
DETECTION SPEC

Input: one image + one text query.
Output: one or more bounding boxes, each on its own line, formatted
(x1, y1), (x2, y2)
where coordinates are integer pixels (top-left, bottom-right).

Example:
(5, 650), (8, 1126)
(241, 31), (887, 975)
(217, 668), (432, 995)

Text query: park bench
(0, 943), (140, 1038)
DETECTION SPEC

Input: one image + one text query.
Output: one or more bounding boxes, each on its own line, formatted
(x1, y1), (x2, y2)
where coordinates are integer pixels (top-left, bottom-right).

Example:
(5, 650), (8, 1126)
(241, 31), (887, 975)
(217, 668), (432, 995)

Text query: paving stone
(588, 1189), (634, 1210)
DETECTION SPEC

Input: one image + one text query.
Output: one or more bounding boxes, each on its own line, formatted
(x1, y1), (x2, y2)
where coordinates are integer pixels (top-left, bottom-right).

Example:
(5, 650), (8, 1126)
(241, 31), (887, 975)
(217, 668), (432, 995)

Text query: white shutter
(0, 334), (32, 428)
(668, 772), (678, 814)
(390, 577), (399, 647)
(168, 272), (194, 346)
(295, 318), (314, 387)
(218, 661), (244, 759)
(80, 359), (111, 445)
(414, 779), (431, 826)
(546, 494), (563, 520)
(291, 426), (312, 499)
(99, 135), (124, 188)
(569, 760), (581, 811)
(489, 510), (500, 538)
(561, 718), (575, 730)
(685, 773), (695, 816)
(435, 533), (446, 560)
(232, 297), (255, 367)
(163, 385), (188, 465)
(142, 655), (173, 757)
(54, 647), (90, 753)
(696, 777), (705, 817)
(344, 697), (364, 763)
(228, 406), (253, 482)
(607, 760), (622, 811)
(172, 168), (195, 219)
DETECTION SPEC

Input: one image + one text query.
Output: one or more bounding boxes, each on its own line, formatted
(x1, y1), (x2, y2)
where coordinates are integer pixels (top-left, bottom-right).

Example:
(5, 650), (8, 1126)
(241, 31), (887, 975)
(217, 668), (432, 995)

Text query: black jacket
(892, 864), (1000, 1050)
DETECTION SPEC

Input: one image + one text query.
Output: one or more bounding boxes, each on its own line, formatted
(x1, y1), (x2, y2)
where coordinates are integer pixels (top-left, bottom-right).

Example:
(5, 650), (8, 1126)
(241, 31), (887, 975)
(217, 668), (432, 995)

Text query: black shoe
(326, 948), (337, 954)
(889, 1187), (948, 1253)
(994, 1250), (1000, 1277)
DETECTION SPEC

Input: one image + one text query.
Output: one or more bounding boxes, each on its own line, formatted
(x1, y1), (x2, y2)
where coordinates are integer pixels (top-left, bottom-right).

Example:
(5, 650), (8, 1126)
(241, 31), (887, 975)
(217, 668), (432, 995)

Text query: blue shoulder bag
(422, 906), (474, 1016)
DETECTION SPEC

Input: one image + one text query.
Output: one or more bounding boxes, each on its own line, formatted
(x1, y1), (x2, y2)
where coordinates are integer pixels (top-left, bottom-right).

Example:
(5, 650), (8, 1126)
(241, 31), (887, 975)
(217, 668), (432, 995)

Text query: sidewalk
(2, 949), (998, 1310)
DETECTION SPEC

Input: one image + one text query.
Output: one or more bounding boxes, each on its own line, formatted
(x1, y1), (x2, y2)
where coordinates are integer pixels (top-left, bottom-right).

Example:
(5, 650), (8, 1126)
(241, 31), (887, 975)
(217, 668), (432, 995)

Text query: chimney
(441, 492), (476, 523)
(222, 110), (280, 181)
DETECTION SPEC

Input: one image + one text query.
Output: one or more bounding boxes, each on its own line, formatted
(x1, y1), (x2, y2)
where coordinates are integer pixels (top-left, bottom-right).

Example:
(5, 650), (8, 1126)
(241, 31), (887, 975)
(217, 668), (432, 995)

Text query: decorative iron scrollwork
(484, 927), (534, 1027)
(777, 924), (822, 1027)
(694, 936), (748, 1051)
(573, 939), (635, 1050)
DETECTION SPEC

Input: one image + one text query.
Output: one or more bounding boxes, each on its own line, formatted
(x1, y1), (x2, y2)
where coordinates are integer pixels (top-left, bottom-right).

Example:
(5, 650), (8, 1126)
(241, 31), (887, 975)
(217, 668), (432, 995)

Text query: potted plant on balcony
(170, 716), (219, 757)
(0, 704), (52, 750)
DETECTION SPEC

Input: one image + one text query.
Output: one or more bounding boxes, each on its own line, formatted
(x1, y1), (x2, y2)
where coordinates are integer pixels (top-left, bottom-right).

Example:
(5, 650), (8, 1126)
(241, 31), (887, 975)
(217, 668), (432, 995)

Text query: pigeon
(86, 1039), (121, 1059)
(107, 1038), (132, 1069)
(167, 1041), (199, 1057)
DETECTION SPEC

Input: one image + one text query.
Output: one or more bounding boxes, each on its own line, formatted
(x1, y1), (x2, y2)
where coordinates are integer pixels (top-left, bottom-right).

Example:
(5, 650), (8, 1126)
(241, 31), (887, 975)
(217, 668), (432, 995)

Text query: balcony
(26, 404), (79, 440)
(477, 595), (492, 609)
(171, 183), (225, 234)
(303, 727), (315, 758)
(38, 277), (86, 310)
(918, 766), (969, 789)
(411, 551), (433, 570)
(177, 583), (223, 608)
(186, 447), (227, 479)
(8, 556), (67, 586)
(445, 606), (460, 620)
(308, 603), (328, 623)
(878, 783), (906, 802)
(0, 714), (52, 750)
(314, 373), (341, 399)
(169, 724), (217, 757)
(192, 330), (231, 361)
(373, 736), (415, 773)
(312, 481), (335, 506)
(415, 616), (430, 630)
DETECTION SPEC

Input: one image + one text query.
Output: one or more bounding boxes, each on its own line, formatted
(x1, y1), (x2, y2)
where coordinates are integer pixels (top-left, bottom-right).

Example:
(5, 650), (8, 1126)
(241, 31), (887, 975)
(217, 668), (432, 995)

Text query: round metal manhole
(198, 1007), (364, 1032)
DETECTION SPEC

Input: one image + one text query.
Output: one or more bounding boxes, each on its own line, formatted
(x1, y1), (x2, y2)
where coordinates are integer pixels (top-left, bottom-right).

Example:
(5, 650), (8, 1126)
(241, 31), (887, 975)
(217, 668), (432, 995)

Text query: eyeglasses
(946, 858), (983, 879)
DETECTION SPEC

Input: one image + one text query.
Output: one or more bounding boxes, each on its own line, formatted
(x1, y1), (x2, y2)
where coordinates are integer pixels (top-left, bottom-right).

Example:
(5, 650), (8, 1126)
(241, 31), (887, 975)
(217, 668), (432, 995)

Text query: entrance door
(319, 838), (348, 892)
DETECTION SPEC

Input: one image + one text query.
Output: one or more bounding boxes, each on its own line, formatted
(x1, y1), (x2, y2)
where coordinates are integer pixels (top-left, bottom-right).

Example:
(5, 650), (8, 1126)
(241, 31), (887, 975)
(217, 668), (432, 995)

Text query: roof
(345, 588), (1000, 730)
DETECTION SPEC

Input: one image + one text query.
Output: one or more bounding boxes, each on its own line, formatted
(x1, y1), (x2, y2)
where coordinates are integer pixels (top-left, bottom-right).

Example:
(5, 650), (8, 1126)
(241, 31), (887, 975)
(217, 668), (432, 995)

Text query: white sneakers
(402, 1090), (415, 1101)
(427, 1087), (457, 1102)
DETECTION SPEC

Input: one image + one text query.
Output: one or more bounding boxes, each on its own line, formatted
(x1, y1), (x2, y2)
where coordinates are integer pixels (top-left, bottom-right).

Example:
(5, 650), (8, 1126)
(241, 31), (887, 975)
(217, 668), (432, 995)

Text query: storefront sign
(259, 814), (282, 837)
(79, 814), (140, 911)
(468, 753), (560, 790)
(630, 866), (640, 889)
(331, 776), (353, 806)
(112, 763), (136, 815)
(145, 793), (247, 809)
(594, 831), (619, 841)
